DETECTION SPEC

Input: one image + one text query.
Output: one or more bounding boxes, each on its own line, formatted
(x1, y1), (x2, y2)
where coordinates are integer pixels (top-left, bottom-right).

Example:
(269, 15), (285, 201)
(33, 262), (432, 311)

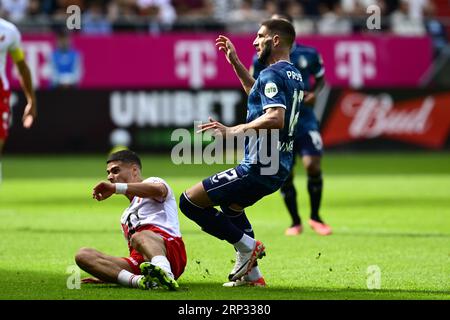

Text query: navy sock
(280, 173), (301, 226)
(179, 193), (243, 244)
(221, 206), (254, 239)
(308, 172), (323, 222)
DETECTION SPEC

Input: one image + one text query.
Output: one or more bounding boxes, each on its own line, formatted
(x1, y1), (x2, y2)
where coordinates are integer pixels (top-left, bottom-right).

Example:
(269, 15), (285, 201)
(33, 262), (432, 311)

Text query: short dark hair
(107, 149), (142, 169)
(261, 19), (296, 48)
(271, 13), (293, 23)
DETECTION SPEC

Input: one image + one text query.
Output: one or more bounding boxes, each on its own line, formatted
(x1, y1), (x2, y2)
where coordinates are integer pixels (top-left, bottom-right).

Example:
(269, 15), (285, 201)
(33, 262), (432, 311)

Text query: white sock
(117, 269), (144, 288)
(245, 266), (263, 281)
(151, 255), (174, 278)
(233, 234), (255, 253)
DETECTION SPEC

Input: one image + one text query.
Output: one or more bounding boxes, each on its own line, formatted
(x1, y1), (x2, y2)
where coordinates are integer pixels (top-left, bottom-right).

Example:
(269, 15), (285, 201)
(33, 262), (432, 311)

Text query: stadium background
(5, 0), (450, 153)
(1, 0), (449, 301)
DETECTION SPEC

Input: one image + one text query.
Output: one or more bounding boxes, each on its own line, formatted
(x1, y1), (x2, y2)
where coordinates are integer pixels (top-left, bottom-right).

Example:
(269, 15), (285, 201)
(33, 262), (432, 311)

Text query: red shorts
(0, 88), (10, 140)
(123, 225), (187, 280)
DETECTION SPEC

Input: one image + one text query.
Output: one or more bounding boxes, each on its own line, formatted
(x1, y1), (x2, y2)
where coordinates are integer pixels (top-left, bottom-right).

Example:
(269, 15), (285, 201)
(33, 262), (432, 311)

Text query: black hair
(261, 18), (296, 48)
(107, 149), (142, 169)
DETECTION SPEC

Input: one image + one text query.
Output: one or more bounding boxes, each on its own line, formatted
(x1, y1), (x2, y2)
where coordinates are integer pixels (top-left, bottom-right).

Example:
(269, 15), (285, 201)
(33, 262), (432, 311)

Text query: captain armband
(9, 47), (25, 63)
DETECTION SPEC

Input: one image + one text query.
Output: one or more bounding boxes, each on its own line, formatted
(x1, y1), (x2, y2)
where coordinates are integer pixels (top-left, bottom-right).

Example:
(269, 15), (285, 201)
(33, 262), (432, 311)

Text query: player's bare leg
(302, 155), (332, 235)
(75, 247), (150, 289)
(130, 230), (166, 259)
(129, 230), (179, 290)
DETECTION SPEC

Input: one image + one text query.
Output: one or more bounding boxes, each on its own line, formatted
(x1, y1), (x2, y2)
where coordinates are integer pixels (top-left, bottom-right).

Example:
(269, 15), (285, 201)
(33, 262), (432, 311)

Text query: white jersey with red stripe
(120, 177), (181, 241)
(0, 18), (22, 91)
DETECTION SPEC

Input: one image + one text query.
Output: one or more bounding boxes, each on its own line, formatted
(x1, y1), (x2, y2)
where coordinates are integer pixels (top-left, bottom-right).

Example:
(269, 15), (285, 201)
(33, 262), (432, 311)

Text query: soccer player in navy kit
(179, 19), (304, 287)
(251, 15), (332, 237)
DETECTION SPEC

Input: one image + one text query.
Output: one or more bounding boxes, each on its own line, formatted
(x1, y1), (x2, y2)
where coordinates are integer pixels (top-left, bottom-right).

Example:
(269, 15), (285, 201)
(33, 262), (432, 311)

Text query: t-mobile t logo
(175, 40), (217, 89)
(335, 41), (376, 88)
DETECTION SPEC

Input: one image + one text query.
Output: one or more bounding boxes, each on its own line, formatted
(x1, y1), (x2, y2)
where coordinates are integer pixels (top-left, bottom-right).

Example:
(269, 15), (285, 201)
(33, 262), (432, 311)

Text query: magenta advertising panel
(9, 33), (432, 89)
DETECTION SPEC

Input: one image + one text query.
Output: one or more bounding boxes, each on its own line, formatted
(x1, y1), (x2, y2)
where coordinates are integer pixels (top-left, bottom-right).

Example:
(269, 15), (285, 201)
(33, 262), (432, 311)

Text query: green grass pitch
(0, 152), (449, 300)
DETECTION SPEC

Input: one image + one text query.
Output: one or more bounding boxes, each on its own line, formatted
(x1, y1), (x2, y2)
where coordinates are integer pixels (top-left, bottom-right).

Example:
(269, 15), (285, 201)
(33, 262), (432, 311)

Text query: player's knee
(130, 232), (144, 249)
(75, 247), (95, 268)
(179, 192), (202, 220)
(179, 193), (227, 240)
(305, 158), (321, 176)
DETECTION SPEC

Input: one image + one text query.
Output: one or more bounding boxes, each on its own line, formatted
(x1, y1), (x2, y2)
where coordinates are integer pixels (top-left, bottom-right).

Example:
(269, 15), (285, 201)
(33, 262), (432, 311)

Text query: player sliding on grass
(179, 19), (304, 287)
(75, 150), (187, 290)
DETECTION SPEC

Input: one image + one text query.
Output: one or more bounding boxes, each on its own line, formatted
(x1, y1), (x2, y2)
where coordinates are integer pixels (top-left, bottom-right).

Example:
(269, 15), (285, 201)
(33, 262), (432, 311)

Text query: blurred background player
(50, 31), (82, 89)
(0, 17), (36, 185)
(76, 150), (187, 290)
(250, 14), (332, 236)
(179, 19), (304, 287)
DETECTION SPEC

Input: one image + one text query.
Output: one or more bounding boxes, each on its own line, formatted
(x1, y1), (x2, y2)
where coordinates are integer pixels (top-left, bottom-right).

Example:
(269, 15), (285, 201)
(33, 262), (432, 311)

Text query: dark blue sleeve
(309, 49), (325, 78)
(258, 70), (287, 110)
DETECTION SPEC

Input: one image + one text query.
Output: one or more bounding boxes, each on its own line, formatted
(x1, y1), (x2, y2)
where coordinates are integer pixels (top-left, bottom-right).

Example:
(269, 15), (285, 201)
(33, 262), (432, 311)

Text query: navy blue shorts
(294, 129), (324, 157)
(202, 166), (276, 208)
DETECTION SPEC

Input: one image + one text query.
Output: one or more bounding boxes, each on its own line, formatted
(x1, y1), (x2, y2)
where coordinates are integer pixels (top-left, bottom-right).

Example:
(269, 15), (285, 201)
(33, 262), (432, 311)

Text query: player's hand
(197, 117), (229, 137)
(81, 277), (105, 284)
(216, 35), (237, 65)
(22, 102), (37, 129)
(92, 181), (115, 201)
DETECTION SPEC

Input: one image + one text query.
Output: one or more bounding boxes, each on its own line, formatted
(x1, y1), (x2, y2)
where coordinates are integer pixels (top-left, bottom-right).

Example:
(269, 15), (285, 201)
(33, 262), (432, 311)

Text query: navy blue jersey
(240, 61), (304, 189)
(251, 43), (324, 133)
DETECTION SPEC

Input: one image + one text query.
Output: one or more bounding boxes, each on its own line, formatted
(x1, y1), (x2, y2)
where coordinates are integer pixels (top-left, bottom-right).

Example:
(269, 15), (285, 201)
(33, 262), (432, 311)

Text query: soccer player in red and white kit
(75, 150), (187, 290)
(0, 18), (37, 183)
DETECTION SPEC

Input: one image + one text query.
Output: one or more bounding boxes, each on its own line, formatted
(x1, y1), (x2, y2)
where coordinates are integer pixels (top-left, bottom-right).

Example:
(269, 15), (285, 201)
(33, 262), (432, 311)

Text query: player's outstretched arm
(15, 59), (37, 129)
(304, 76), (325, 105)
(197, 108), (284, 137)
(124, 182), (168, 200)
(92, 181), (168, 201)
(232, 107), (285, 133)
(216, 35), (255, 95)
